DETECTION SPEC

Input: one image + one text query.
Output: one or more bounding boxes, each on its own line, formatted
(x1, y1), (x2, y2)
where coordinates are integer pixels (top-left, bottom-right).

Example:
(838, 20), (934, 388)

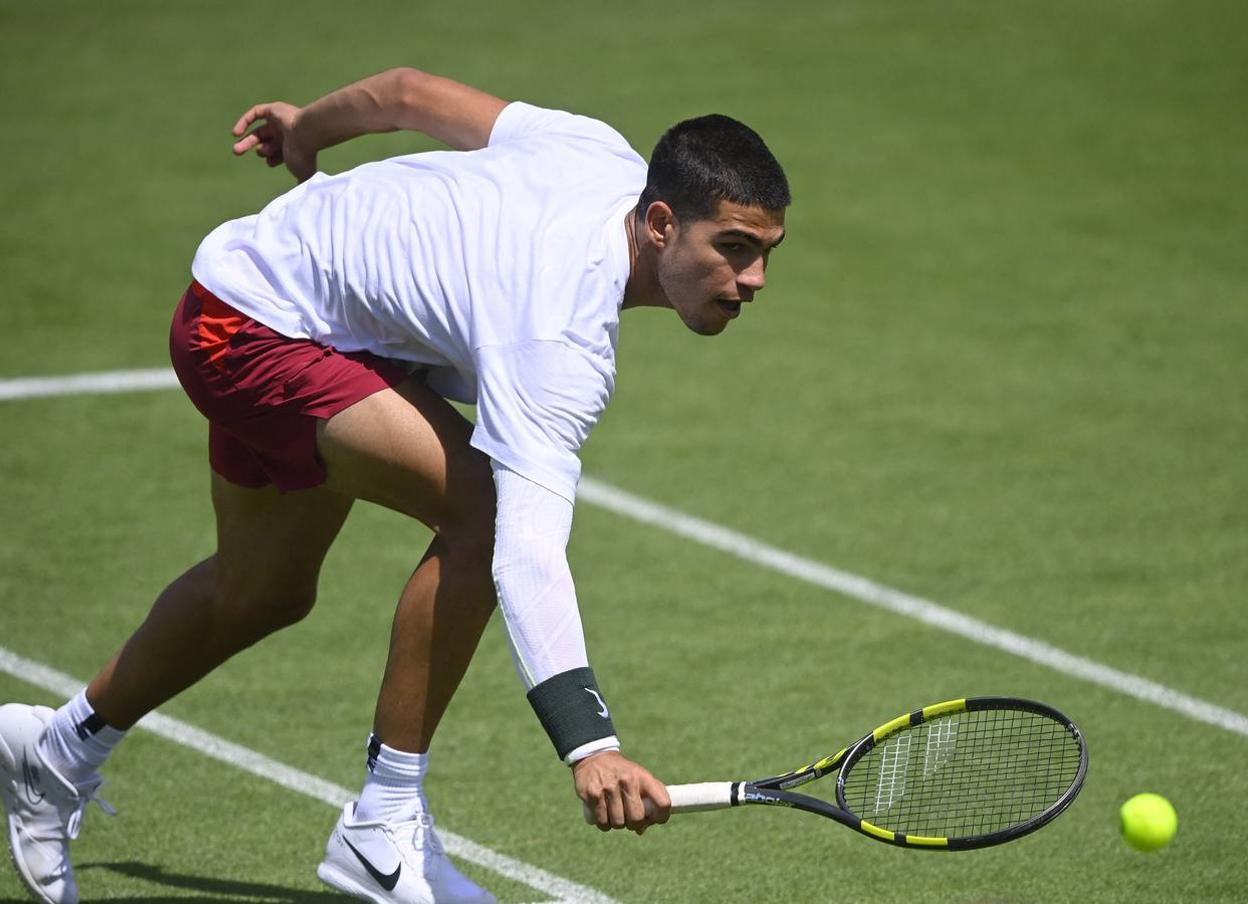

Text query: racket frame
(730, 696), (1088, 850)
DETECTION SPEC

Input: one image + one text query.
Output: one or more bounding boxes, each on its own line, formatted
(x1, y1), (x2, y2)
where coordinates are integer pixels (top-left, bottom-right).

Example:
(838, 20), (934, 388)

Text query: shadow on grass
(1, 860), (348, 902)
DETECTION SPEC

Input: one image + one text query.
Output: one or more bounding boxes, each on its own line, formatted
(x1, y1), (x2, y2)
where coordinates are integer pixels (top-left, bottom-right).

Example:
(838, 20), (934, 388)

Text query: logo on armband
(584, 688), (610, 718)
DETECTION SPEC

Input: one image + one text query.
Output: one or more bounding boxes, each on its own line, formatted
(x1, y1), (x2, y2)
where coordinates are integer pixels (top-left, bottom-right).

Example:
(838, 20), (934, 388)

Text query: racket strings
(840, 708), (1081, 839)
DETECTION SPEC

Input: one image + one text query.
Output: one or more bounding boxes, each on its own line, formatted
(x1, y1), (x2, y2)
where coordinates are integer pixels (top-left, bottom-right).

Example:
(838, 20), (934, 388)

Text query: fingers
(231, 132), (262, 156)
(602, 786), (621, 831)
(232, 103), (273, 137)
(232, 124), (284, 166)
(629, 778), (670, 836)
(576, 756), (670, 835)
(232, 122), (272, 155)
(231, 105), (285, 162)
(229, 102), (307, 180)
(619, 781), (649, 832)
(586, 783), (635, 832)
(644, 776), (673, 826)
(593, 776), (644, 829)
(588, 792), (610, 832)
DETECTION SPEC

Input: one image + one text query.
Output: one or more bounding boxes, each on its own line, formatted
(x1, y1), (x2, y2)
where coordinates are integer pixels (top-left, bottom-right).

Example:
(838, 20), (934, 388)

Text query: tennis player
(0, 67), (789, 904)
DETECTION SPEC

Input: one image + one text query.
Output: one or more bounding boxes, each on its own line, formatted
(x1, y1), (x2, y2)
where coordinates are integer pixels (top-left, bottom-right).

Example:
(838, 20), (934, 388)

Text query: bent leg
(317, 376), (498, 752)
(86, 473), (354, 729)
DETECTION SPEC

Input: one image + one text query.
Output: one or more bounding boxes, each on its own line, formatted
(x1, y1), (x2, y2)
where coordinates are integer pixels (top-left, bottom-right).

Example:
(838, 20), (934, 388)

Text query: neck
(621, 212), (669, 310)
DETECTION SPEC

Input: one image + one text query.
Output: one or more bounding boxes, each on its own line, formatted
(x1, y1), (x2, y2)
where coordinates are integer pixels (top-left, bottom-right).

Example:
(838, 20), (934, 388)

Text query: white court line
(3, 367), (1246, 741)
(577, 478), (1248, 739)
(0, 646), (614, 904)
(0, 368), (180, 401)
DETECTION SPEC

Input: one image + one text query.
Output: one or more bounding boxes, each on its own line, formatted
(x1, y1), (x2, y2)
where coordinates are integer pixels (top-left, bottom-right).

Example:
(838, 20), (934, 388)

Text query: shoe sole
(316, 861), (389, 904)
(5, 807), (57, 904)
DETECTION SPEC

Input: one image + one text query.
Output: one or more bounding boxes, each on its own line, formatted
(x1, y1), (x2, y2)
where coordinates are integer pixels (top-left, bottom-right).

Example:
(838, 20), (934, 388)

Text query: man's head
(635, 115), (790, 335)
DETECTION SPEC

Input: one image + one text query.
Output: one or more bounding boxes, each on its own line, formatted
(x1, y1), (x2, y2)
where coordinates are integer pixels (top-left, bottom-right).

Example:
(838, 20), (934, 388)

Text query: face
(652, 199), (786, 335)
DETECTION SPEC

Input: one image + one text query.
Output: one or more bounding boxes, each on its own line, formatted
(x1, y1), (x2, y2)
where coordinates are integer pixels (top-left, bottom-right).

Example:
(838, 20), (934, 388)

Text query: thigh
(315, 375), (495, 535)
(171, 281), (410, 494)
(211, 470), (355, 601)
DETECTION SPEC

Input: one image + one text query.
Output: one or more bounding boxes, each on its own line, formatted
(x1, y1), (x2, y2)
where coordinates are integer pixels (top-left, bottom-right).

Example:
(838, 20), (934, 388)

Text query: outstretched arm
(231, 68), (508, 180)
(491, 464), (671, 834)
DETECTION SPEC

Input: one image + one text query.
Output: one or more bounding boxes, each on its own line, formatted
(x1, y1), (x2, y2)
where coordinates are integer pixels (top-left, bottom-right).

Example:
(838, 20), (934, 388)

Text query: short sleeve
(488, 102), (634, 155)
(470, 341), (614, 503)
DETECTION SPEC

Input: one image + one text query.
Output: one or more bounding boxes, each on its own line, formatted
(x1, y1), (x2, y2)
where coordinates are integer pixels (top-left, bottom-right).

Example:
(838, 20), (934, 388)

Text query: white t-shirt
(192, 101), (647, 502)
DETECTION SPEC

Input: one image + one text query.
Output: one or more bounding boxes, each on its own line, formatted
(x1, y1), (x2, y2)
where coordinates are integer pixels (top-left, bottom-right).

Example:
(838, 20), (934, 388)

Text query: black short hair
(636, 114), (790, 224)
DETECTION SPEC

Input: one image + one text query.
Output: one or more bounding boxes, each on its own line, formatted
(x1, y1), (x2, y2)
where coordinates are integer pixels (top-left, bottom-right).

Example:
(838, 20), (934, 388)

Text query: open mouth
(716, 299), (742, 318)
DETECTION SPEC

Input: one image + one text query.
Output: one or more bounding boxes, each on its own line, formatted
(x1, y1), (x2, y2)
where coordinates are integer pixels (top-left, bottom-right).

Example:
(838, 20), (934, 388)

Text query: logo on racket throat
(584, 688), (610, 718)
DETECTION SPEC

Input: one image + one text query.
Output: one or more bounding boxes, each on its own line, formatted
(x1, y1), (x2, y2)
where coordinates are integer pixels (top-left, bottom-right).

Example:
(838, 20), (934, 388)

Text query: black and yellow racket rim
(836, 697), (1088, 850)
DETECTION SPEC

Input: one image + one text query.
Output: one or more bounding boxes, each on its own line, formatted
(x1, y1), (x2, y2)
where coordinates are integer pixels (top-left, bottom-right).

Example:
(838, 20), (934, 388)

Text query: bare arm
(231, 68), (509, 180)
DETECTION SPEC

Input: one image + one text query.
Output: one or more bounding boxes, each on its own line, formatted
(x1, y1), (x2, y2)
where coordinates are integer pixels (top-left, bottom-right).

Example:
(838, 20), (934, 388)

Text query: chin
(691, 320), (728, 336)
(683, 314), (728, 334)
(676, 309), (729, 336)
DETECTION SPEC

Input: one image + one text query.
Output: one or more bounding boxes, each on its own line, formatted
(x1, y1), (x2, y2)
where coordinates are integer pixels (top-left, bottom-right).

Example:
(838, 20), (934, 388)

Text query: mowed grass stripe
(2, 367), (1246, 742)
(0, 645), (617, 904)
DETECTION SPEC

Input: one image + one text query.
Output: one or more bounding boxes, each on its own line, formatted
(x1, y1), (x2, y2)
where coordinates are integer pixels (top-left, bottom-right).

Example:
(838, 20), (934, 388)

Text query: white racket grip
(667, 782), (738, 812)
(581, 781), (739, 824)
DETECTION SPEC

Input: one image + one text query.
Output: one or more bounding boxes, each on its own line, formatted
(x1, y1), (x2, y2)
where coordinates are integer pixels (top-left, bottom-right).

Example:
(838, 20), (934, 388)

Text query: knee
(439, 473), (498, 581)
(437, 508), (498, 615)
(442, 517), (497, 582)
(218, 579), (319, 634)
(263, 588), (319, 629)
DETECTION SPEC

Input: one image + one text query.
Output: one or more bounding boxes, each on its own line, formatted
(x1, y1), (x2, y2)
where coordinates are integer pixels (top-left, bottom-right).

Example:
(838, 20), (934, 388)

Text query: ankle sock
(354, 733), (429, 823)
(37, 689), (126, 787)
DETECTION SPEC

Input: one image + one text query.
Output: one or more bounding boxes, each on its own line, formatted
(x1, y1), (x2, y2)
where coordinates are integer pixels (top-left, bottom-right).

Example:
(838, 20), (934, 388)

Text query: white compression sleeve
(491, 463), (586, 687)
(491, 463), (620, 761)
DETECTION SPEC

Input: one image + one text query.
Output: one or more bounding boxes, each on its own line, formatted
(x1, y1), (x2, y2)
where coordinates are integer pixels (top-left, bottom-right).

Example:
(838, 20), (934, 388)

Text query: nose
(738, 257), (766, 294)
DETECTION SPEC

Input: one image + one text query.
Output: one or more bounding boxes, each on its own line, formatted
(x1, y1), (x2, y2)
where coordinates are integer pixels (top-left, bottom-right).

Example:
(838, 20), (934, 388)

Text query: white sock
(354, 734), (429, 824)
(36, 689), (127, 786)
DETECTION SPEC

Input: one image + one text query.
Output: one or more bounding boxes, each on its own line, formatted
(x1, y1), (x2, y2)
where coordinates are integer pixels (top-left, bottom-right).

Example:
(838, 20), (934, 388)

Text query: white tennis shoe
(317, 802), (495, 904)
(0, 704), (114, 904)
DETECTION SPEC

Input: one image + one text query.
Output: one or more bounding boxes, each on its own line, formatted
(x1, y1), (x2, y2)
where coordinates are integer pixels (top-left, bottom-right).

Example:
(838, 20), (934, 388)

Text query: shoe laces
(64, 777), (116, 840)
(403, 811), (444, 856)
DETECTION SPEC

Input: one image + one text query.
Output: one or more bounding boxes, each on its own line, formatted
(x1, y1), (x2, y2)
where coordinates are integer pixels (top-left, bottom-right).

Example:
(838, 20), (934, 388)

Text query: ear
(643, 201), (676, 248)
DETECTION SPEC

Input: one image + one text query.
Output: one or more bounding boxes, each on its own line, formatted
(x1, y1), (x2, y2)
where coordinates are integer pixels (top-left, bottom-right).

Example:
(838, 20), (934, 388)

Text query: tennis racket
(585, 696), (1087, 850)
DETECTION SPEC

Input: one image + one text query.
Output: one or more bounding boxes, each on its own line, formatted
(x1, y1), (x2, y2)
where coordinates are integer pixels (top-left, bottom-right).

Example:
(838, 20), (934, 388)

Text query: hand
(574, 750), (671, 835)
(231, 102), (318, 182)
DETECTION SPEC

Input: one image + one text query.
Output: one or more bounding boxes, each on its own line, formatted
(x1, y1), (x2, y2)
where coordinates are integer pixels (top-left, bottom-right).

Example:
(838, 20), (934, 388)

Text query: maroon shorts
(169, 281), (408, 492)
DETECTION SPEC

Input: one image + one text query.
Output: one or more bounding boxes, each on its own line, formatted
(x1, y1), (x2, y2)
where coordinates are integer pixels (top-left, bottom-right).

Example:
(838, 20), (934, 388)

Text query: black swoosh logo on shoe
(343, 839), (401, 891)
(21, 753), (45, 806)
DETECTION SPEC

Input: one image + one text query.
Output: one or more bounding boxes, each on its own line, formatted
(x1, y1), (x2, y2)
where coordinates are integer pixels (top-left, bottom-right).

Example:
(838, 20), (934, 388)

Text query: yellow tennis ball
(1119, 793), (1177, 851)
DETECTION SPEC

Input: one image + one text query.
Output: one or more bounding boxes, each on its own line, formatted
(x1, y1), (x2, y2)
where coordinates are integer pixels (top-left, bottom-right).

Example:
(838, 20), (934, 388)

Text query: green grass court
(2, 1), (1246, 901)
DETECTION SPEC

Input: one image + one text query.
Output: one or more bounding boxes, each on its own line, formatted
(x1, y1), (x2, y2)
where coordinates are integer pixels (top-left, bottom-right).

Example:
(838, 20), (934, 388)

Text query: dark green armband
(527, 667), (618, 761)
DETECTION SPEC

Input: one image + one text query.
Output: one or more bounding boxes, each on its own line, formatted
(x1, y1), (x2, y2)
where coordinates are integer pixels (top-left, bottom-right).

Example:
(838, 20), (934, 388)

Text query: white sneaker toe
(318, 803), (495, 904)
